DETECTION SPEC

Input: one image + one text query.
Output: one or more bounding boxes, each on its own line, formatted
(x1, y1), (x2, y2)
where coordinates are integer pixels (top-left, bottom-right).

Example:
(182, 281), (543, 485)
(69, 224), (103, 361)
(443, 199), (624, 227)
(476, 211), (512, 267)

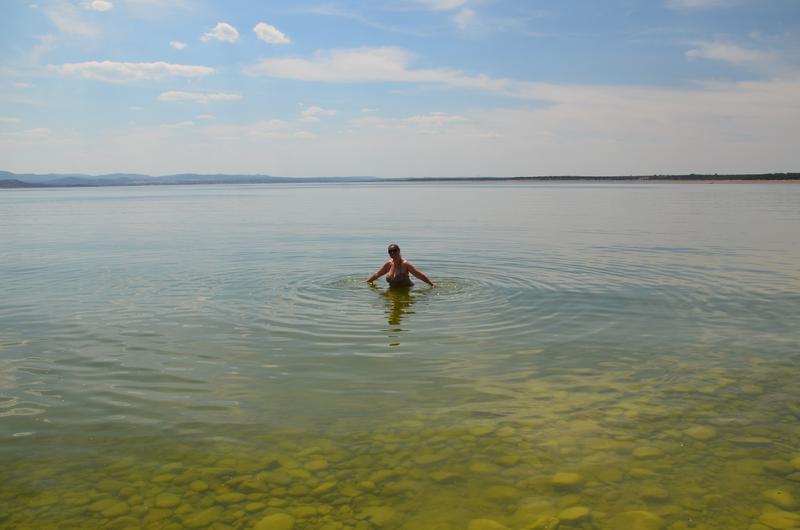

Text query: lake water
(1, 182), (799, 530)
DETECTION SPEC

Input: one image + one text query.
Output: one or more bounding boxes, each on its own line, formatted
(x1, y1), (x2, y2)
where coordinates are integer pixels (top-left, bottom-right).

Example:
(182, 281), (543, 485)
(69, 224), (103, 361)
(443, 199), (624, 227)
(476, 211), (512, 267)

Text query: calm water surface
(1, 183), (799, 529)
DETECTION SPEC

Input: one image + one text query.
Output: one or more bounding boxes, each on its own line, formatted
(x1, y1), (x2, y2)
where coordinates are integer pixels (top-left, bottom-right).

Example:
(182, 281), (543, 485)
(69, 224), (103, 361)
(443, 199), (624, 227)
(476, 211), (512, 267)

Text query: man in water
(366, 244), (436, 288)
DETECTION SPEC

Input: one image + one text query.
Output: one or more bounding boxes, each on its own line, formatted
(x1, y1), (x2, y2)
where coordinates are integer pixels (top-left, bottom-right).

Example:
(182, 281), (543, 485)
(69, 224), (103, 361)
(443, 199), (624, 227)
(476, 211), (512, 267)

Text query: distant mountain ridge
(1, 170), (798, 188)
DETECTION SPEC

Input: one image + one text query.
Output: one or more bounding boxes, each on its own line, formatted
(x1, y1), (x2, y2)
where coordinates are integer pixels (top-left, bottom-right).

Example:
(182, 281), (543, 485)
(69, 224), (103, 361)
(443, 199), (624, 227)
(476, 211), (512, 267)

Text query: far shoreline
(1, 172), (799, 189)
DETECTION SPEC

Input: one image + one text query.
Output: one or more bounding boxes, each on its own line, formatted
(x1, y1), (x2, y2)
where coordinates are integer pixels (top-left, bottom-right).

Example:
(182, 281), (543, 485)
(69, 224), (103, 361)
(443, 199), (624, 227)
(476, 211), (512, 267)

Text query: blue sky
(1, 0), (799, 176)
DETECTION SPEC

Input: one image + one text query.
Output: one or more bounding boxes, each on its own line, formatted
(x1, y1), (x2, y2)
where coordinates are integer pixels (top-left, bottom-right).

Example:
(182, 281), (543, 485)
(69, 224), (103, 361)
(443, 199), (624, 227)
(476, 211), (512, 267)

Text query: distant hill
(0, 170), (797, 188)
(0, 171), (382, 187)
(0, 178), (46, 188)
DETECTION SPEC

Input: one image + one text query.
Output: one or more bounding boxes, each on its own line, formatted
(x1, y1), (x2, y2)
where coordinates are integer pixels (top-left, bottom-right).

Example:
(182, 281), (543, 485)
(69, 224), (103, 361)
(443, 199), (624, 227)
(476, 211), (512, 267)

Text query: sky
(1, 0), (799, 177)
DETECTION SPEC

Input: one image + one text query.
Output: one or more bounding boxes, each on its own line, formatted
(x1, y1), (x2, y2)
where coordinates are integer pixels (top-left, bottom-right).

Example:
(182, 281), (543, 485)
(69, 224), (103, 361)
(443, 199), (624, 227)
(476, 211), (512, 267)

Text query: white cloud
(170, 40), (188, 50)
(83, 0), (113, 11)
(202, 22), (239, 43)
(254, 22), (290, 44)
(300, 105), (337, 122)
(686, 41), (775, 64)
(29, 34), (57, 64)
(12, 127), (50, 138)
(43, 0), (98, 37)
(402, 112), (465, 128)
(160, 121), (194, 129)
(454, 8), (476, 31)
(418, 0), (468, 10)
(244, 47), (509, 94)
(196, 114), (216, 120)
(666, 0), (736, 8)
(158, 91), (242, 104)
(129, 106), (144, 111)
(0, 117), (22, 124)
(52, 61), (215, 83)
(14, 82), (34, 88)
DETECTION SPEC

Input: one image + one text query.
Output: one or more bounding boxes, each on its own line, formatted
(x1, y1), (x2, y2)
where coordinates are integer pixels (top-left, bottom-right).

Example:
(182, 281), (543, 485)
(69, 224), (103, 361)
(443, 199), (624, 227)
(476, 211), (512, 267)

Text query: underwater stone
(368, 470), (396, 483)
(496, 426), (516, 437)
(611, 510), (665, 530)
(254, 513), (296, 530)
(595, 468), (624, 483)
(496, 455), (520, 466)
(633, 447), (664, 459)
(558, 506), (590, 522)
(359, 506), (397, 527)
(414, 453), (447, 465)
(467, 519), (510, 530)
(241, 479), (269, 491)
(765, 460), (795, 476)
(245, 502), (267, 512)
(641, 485), (671, 502)
(287, 485), (310, 496)
(304, 459), (329, 472)
(741, 384), (763, 395)
(527, 515), (560, 530)
(289, 506), (317, 518)
(312, 481), (337, 494)
(469, 462), (499, 474)
(485, 485), (518, 500)
(87, 498), (115, 512)
(731, 437), (772, 447)
(155, 493), (181, 508)
(758, 510), (800, 530)
(182, 506), (223, 528)
(145, 508), (173, 523)
(551, 472), (583, 488)
(762, 489), (797, 509)
(100, 501), (129, 517)
(469, 425), (497, 436)
(216, 492), (246, 505)
(684, 426), (717, 441)
(429, 471), (461, 482)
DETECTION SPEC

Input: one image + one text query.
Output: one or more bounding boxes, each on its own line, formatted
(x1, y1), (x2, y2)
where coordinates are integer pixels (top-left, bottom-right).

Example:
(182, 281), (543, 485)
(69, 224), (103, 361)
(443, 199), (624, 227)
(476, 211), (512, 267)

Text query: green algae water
(1, 182), (799, 530)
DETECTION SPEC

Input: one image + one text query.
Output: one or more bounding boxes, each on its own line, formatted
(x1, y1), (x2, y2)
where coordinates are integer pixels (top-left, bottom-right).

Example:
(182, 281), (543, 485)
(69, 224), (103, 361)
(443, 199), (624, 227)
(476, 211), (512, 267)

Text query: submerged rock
(551, 472), (583, 488)
(485, 485), (518, 500)
(467, 519), (510, 530)
(762, 489), (797, 510)
(684, 426), (717, 441)
(100, 501), (129, 517)
(155, 493), (181, 508)
(558, 506), (590, 522)
(633, 447), (664, 459)
(758, 510), (800, 530)
(190, 480), (209, 492)
(182, 507), (223, 529)
(610, 510), (665, 530)
(641, 485), (671, 502)
(359, 506), (397, 527)
(254, 512), (296, 530)
(527, 515), (560, 529)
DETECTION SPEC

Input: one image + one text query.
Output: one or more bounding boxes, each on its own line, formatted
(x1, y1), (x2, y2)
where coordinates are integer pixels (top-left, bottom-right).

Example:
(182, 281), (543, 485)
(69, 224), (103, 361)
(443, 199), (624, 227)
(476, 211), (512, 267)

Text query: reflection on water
(374, 285), (418, 347)
(1, 183), (800, 529)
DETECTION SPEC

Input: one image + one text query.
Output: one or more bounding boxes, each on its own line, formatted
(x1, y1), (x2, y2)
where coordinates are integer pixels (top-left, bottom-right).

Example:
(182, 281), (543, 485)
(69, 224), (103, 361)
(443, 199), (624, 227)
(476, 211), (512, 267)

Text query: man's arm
(366, 261), (391, 283)
(406, 262), (435, 287)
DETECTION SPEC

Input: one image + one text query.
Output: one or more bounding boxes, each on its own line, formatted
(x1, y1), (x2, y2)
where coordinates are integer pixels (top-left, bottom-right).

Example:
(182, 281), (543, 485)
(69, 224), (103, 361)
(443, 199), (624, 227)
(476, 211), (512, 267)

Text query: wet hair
(388, 243), (400, 254)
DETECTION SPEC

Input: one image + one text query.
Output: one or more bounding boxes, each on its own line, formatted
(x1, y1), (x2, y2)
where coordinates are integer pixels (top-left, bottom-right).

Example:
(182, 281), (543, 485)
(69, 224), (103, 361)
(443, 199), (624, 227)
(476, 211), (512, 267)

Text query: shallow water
(1, 182), (799, 529)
